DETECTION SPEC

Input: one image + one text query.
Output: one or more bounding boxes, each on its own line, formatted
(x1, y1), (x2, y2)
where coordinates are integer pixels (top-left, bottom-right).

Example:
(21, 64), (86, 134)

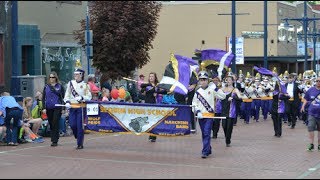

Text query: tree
(74, 1), (162, 80)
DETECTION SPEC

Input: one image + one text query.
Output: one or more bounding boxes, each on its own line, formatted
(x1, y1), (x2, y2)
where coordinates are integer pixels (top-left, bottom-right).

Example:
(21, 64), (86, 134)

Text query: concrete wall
(17, 1), (87, 78)
(18, 1), (86, 37)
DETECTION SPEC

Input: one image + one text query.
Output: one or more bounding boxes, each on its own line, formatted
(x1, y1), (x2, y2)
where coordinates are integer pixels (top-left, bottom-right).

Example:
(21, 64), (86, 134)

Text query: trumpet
(245, 82), (251, 88)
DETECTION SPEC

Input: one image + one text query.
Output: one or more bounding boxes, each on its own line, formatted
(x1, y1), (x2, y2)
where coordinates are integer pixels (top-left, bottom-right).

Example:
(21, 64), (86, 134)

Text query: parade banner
(85, 101), (192, 136)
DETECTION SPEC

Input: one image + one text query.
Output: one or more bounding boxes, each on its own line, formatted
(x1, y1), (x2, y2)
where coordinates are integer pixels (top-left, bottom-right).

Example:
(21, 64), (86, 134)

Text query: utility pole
(218, 1), (249, 74)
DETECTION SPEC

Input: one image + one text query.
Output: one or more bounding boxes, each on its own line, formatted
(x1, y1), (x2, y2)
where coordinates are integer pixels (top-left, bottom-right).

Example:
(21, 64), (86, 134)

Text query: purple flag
(199, 49), (234, 67)
(195, 49), (234, 79)
(253, 66), (287, 93)
(253, 66), (274, 76)
(158, 54), (196, 95)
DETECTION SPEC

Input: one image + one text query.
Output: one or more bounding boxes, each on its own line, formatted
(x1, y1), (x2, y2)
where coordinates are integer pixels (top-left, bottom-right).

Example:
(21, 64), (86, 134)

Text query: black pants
(47, 109), (62, 143)
(212, 113), (221, 137)
(271, 112), (282, 136)
(234, 100), (241, 124)
(190, 111), (195, 130)
(149, 135), (157, 141)
(286, 101), (297, 127)
(222, 118), (234, 145)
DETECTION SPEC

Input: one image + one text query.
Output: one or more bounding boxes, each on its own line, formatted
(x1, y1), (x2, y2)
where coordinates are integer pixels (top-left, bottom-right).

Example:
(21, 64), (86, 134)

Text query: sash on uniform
(196, 91), (214, 113)
(254, 88), (261, 98)
(70, 81), (80, 98)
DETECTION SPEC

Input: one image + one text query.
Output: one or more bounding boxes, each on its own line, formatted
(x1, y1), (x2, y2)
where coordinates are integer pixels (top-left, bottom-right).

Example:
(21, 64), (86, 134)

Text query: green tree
(74, 1), (162, 80)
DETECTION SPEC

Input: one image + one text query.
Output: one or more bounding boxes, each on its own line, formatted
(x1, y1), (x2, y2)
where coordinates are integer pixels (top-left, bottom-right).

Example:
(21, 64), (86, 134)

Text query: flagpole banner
(228, 37), (244, 64)
(85, 101), (192, 136)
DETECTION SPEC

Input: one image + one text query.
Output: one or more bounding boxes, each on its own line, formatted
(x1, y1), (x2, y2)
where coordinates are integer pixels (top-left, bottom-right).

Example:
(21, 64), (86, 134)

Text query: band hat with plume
(198, 71), (209, 79)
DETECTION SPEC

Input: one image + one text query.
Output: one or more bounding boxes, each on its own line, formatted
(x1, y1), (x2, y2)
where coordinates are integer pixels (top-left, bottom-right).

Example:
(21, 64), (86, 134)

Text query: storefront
(41, 44), (82, 87)
(41, 33), (84, 88)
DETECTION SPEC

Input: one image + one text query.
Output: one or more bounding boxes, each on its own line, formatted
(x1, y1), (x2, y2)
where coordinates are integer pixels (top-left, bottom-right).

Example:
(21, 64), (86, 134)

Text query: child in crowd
(101, 88), (110, 102)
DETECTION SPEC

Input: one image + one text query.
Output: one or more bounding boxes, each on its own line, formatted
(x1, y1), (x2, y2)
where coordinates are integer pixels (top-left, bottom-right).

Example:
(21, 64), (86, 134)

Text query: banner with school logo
(85, 101), (192, 136)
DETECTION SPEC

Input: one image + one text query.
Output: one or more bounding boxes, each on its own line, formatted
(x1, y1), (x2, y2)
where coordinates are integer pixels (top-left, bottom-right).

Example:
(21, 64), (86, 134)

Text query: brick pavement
(0, 117), (320, 179)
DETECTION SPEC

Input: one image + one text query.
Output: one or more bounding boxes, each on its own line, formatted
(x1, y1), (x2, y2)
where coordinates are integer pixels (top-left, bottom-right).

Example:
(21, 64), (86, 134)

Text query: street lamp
(218, 1), (249, 74)
(282, 1), (320, 71)
(86, 4), (90, 74)
(296, 17), (320, 72)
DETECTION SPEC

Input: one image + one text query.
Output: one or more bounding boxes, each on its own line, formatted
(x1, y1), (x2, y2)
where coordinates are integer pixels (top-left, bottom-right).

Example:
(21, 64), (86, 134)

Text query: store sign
(241, 31), (264, 39)
(41, 46), (82, 85)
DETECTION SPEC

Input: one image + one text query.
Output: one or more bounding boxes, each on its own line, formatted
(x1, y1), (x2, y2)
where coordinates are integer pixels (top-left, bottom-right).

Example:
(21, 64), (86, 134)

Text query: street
(0, 117), (319, 179)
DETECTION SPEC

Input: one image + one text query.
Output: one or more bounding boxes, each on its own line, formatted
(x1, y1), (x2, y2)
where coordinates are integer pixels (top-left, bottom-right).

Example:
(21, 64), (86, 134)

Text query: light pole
(282, 1), (320, 71)
(86, 4), (90, 74)
(218, 1), (249, 74)
(264, 0), (267, 68)
(232, 1), (236, 74)
(296, 17), (320, 72)
(11, 1), (18, 76)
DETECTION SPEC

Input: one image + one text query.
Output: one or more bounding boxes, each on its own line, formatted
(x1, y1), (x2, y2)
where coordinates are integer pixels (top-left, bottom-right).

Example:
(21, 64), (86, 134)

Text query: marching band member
(285, 73), (302, 129)
(64, 67), (92, 150)
(211, 75), (222, 139)
(251, 73), (263, 122)
(221, 75), (242, 147)
(272, 80), (290, 137)
(240, 72), (253, 124)
(192, 71), (226, 158)
(260, 75), (274, 120)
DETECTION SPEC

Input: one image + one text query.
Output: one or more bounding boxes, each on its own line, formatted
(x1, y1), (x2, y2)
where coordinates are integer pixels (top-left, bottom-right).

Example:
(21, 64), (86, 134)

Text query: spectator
(137, 74), (145, 91)
(101, 88), (110, 102)
(138, 74), (146, 102)
(301, 76), (320, 151)
(125, 91), (133, 103)
(22, 97), (43, 136)
(32, 91), (43, 110)
(0, 92), (24, 146)
(43, 71), (65, 147)
(0, 116), (7, 145)
(127, 81), (139, 103)
(88, 74), (101, 100)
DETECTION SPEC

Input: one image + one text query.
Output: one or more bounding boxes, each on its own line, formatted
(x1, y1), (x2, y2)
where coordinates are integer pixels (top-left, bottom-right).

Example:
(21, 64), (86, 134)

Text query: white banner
(228, 37), (244, 64)
(297, 40), (320, 60)
(100, 104), (175, 134)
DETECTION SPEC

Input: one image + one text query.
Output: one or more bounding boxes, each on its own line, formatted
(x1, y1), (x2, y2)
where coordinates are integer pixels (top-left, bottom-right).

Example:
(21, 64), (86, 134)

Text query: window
(278, 23), (287, 41)
(287, 26), (296, 42)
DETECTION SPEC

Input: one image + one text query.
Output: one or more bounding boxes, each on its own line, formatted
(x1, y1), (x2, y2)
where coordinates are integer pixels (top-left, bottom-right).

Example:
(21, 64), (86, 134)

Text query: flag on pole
(158, 54), (198, 95)
(196, 49), (234, 79)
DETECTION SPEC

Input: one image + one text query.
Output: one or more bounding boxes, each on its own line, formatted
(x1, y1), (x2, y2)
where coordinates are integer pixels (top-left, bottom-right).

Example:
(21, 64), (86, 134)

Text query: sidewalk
(0, 117), (319, 179)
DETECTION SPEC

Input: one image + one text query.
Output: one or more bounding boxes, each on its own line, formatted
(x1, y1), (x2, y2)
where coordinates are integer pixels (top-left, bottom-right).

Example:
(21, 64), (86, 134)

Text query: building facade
(3, 1), (320, 93)
(139, 1), (320, 78)
(17, 1), (87, 86)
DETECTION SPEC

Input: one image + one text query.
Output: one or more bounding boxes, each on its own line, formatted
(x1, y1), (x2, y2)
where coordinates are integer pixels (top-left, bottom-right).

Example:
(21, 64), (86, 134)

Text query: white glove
(65, 103), (71, 109)
(75, 96), (83, 102)
(197, 112), (203, 119)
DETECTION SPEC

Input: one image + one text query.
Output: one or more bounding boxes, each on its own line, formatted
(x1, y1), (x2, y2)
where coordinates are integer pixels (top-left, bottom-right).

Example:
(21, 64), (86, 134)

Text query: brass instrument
(306, 80), (312, 86)
(272, 67), (277, 74)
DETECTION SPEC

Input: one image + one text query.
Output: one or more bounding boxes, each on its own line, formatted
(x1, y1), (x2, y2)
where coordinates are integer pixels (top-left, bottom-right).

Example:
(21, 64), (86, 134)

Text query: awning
(41, 33), (81, 47)
(244, 55), (311, 63)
